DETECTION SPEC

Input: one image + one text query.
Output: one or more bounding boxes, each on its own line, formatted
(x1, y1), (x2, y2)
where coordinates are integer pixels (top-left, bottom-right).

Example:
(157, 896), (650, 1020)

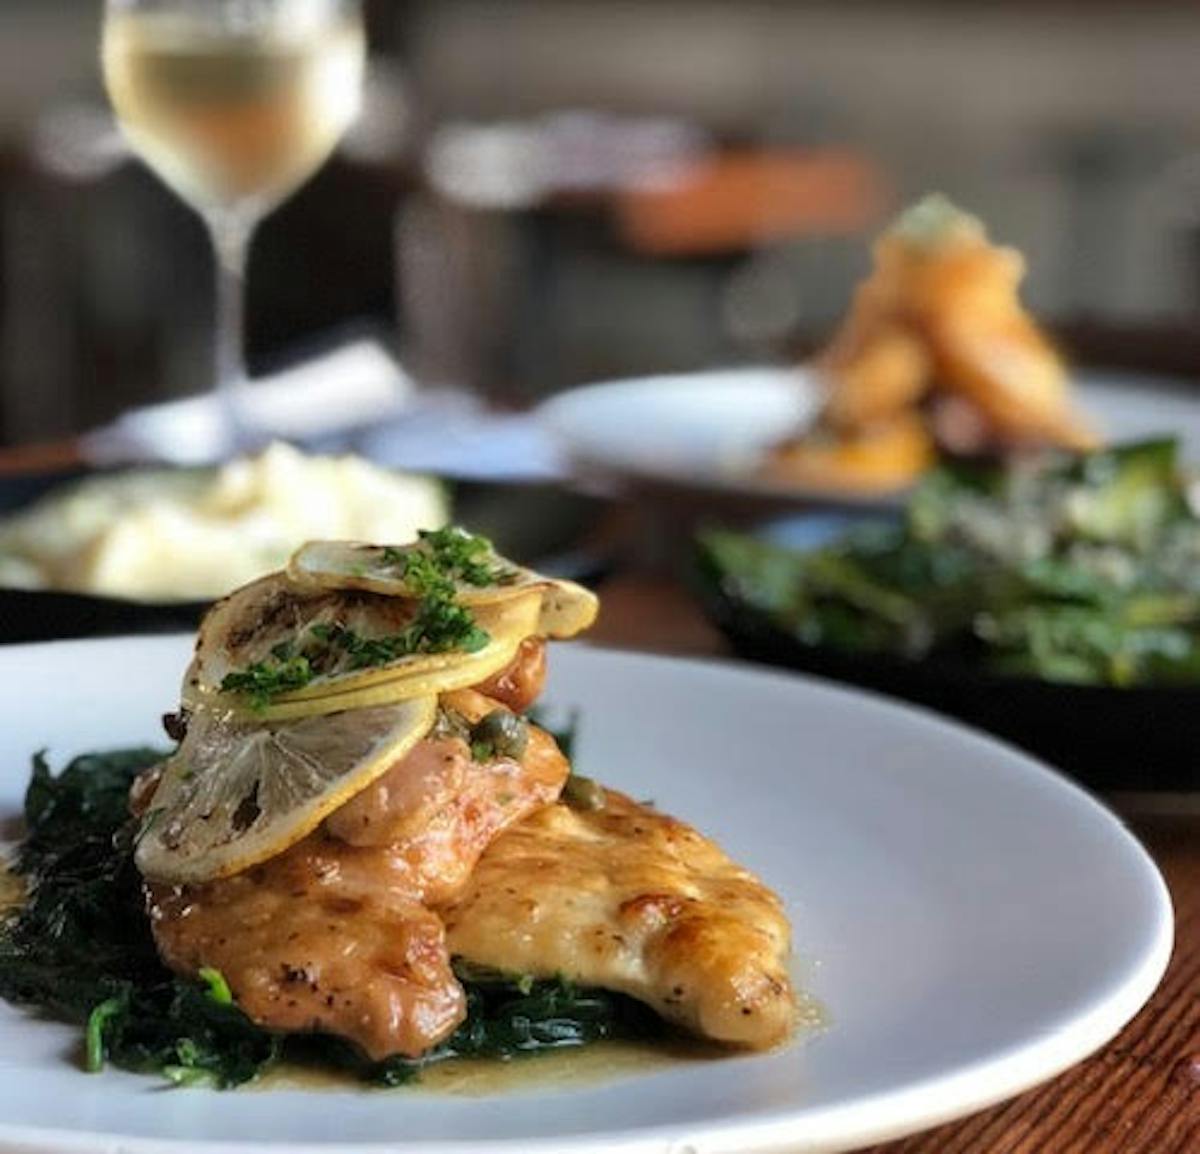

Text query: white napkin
(81, 340), (414, 467)
(80, 337), (570, 482)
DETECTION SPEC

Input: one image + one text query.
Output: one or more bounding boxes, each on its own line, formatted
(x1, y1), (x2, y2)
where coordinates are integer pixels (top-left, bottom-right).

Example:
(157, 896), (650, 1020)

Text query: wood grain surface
(591, 575), (1200, 1154)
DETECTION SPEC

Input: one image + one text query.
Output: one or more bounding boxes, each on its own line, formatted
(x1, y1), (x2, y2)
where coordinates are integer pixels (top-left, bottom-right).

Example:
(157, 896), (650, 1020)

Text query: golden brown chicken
(137, 542), (800, 1068)
(146, 686), (569, 1060)
(440, 789), (797, 1050)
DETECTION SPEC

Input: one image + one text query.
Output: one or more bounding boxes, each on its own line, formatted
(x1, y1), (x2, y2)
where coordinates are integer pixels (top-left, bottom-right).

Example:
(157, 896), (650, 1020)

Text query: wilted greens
(0, 748), (658, 1088)
(699, 439), (1200, 686)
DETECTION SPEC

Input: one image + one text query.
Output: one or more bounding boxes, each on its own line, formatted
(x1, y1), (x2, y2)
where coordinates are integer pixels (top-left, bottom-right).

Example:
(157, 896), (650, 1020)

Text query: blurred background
(3, 0), (1200, 445)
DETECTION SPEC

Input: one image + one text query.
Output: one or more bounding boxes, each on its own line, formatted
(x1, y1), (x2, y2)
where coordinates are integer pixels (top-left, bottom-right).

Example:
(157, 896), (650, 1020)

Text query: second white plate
(537, 365), (1200, 501)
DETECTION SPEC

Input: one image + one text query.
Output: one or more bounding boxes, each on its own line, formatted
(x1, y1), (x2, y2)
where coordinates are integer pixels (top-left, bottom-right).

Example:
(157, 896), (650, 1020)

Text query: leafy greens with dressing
(700, 439), (1200, 687)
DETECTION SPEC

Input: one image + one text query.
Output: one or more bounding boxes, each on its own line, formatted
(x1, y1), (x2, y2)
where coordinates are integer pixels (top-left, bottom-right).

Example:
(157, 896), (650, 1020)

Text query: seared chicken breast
(472, 637), (547, 714)
(440, 789), (796, 1049)
(146, 687), (569, 1060)
(142, 627), (799, 1063)
(149, 843), (465, 1060)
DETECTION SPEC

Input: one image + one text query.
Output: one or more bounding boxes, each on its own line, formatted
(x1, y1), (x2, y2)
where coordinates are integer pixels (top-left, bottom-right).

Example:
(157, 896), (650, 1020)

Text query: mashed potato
(0, 443), (448, 602)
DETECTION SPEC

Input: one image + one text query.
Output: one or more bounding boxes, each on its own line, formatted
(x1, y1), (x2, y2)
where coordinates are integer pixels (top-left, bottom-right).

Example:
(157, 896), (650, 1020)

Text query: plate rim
(536, 363), (1200, 505)
(0, 636), (1175, 1154)
(537, 364), (859, 505)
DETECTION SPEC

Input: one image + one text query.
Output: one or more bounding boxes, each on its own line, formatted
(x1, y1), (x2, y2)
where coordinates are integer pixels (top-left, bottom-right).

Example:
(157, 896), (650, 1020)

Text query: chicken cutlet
(440, 788), (797, 1049)
(145, 684), (569, 1060)
(129, 532), (801, 1074)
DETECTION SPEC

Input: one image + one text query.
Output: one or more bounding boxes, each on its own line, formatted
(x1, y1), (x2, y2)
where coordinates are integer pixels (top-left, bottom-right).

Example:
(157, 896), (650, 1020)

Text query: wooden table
(591, 575), (1200, 1154)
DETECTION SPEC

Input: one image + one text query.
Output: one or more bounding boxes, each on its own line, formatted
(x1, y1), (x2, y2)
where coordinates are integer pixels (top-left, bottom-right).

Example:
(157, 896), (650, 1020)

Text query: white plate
(537, 365), (1200, 501)
(0, 637), (1172, 1154)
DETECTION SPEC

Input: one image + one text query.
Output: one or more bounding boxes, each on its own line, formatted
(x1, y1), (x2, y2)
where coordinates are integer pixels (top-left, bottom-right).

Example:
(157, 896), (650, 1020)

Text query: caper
(469, 709), (529, 761)
(562, 773), (606, 811)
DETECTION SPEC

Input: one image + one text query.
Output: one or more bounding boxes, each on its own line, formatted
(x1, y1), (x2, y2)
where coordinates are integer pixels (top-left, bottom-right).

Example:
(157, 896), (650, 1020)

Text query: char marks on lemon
(184, 572), (541, 717)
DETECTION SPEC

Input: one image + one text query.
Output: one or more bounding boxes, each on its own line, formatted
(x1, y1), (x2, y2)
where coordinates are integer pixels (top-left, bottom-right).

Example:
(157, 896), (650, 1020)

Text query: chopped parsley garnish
(310, 608), (489, 671)
(385, 527), (517, 592)
(221, 530), (507, 707)
(219, 655), (315, 708)
(220, 606), (488, 708)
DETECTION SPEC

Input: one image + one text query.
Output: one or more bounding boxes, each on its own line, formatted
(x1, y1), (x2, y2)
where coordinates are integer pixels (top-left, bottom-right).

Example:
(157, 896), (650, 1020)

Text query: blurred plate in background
(0, 472), (609, 645)
(538, 366), (1200, 504)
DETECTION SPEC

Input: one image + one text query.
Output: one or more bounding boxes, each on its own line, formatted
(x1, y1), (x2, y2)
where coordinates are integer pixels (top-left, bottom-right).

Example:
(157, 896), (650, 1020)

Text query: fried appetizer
(766, 195), (1099, 493)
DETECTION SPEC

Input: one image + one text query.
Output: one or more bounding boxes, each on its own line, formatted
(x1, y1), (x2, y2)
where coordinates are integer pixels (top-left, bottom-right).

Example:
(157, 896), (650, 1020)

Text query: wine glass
(102, 0), (366, 446)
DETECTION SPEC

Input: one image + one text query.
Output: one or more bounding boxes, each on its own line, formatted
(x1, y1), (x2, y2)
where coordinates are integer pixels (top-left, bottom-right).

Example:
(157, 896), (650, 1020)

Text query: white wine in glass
(102, 0), (366, 444)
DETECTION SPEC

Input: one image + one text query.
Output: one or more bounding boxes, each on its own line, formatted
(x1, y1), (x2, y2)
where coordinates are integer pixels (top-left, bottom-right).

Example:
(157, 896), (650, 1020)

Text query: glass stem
(208, 214), (255, 447)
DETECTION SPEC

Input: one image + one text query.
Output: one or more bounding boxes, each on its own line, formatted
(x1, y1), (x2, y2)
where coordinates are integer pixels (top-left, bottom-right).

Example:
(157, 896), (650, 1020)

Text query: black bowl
(0, 471), (610, 645)
(694, 515), (1200, 794)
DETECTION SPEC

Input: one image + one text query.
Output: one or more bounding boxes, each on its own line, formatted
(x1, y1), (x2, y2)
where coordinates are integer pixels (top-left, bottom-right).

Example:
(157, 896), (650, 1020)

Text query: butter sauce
(256, 1036), (725, 1096)
(255, 983), (825, 1096)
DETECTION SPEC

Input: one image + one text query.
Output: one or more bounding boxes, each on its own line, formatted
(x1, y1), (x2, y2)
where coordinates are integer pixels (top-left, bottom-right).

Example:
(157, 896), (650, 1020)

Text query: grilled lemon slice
(183, 574), (542, 713)
(136, 696), (437, 884)
(287, 537), (599, 638)
(248, 635), (526, 721)
(182, 572), (339, 702)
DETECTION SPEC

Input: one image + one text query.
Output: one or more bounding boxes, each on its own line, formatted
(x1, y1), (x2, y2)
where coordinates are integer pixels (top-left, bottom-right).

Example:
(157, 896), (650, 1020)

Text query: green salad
(0, 748), (656, 1088)
(700, 439), (1200, 687)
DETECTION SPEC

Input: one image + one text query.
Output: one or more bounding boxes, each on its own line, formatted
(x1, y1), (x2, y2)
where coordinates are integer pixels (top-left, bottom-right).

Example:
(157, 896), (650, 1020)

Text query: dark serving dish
(0, 470), (610, 645)
(694, 515), (1199, 793)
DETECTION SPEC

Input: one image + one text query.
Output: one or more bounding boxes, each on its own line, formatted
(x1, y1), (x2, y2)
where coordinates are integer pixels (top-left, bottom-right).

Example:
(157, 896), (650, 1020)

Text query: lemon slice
(268, 593), (541, 702)
(287, 538), (599, 638)
(183, 574), (542, 712)
(248, 632), (526, 721)
(182, 572), (337, 702)
(136, 696), (437, 884)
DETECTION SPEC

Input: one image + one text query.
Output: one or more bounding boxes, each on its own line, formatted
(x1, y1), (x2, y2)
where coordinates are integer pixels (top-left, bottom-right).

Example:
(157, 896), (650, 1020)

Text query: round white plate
(537, 365), (1200, 501)
(0, 637), (1172, 1154)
